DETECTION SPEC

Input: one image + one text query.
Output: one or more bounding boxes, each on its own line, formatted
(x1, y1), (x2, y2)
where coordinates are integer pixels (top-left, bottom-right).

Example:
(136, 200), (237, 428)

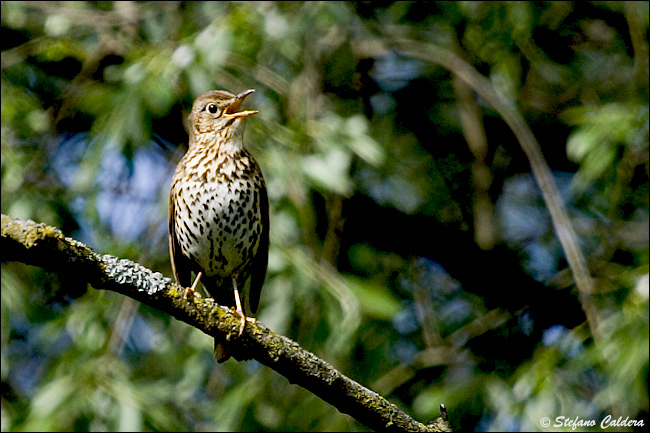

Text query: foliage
(2, 1), (648, 431)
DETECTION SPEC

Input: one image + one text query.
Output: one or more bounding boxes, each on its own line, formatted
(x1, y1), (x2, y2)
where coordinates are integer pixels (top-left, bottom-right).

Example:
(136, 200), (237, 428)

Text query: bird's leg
(184, 271), (203, 299)
(231, 277), (256, 337)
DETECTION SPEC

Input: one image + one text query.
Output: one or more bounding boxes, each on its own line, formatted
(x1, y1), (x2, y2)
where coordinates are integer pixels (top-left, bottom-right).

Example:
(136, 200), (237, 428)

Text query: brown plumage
(169, 89), (268, 362)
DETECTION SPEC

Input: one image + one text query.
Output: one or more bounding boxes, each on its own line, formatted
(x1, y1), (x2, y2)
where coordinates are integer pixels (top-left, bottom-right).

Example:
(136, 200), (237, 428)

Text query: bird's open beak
(225, 89), (259, 118)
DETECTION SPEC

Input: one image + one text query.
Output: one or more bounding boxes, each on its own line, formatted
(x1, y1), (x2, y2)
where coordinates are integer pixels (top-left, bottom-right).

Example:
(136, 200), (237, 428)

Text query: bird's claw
(230, 307), (257, 336)
(183, 286), (201, 299)
(182, 271), (204, 299)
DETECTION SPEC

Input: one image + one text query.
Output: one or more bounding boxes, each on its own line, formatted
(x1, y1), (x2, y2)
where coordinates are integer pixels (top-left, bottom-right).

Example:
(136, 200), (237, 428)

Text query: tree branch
(1, 213), (451, 433)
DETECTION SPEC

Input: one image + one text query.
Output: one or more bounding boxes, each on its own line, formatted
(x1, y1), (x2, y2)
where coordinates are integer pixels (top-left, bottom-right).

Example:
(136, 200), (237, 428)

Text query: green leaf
(345, 275), (403, 321)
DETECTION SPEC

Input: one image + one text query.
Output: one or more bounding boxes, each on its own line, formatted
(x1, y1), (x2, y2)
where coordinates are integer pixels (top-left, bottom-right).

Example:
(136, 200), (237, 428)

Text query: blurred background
(1, 1), (648, 431)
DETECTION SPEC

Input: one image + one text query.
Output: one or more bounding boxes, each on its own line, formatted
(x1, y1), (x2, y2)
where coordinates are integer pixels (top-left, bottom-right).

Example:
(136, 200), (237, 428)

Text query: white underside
(174, 178), (259, 278)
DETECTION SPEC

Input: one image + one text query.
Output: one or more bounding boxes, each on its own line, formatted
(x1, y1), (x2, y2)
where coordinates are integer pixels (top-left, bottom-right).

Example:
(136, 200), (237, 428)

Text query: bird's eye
(207, 103), (218, 114)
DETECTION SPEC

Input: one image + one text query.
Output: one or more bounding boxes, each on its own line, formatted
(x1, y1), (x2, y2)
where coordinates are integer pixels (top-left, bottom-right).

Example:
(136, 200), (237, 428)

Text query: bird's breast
(172, 163), (263, 280)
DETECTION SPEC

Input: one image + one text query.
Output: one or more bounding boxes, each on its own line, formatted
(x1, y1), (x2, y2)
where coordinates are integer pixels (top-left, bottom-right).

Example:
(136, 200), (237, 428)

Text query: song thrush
(169, 89), (269, 362)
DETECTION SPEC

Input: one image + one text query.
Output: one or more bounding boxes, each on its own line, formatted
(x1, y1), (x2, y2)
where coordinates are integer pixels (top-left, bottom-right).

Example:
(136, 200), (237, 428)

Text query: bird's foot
(229, 307), (257, 337)
(183, 286), (202, 299)
(183, 272), (203, 299)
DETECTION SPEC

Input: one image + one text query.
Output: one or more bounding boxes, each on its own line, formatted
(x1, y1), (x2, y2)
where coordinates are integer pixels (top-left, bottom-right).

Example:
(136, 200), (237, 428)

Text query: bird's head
(189, 89), (258, 146)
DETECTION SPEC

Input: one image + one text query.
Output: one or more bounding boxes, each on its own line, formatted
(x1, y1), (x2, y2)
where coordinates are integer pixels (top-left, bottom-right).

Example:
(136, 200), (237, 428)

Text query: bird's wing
(248, 176), (269, 314)
(169, 183), (193, 288)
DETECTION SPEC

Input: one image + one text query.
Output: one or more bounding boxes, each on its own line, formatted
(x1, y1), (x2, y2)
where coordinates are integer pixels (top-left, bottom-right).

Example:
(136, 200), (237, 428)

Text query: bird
(169, 89), (268, 362)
